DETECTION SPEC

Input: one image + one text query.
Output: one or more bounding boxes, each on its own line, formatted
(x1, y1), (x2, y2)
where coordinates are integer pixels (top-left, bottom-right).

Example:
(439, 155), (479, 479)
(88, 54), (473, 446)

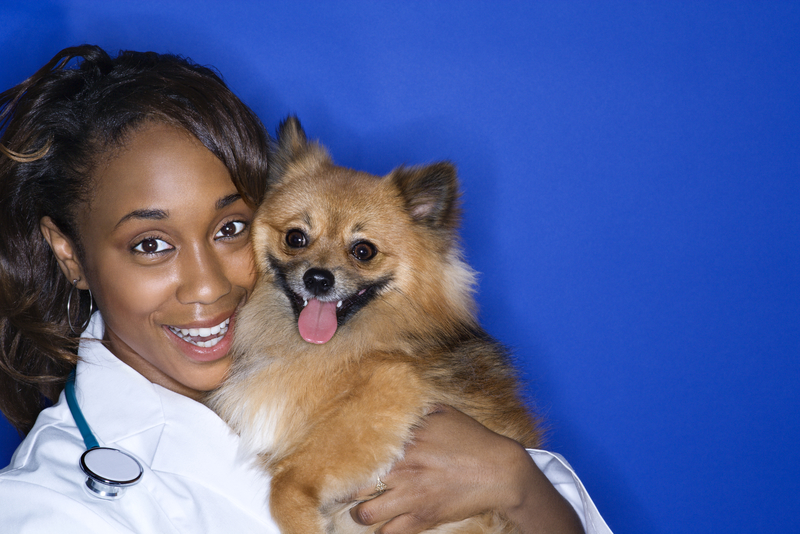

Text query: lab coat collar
(73, 313), (270, 514)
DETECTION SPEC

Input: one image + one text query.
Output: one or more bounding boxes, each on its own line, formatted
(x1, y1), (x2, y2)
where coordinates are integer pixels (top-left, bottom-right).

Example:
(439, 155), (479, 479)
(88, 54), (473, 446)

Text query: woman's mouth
(168, 317), (230, 348)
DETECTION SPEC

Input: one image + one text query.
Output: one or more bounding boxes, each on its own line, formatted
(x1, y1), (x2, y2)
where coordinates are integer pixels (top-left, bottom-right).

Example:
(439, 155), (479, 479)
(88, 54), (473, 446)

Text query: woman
(0, 45), (609, 533)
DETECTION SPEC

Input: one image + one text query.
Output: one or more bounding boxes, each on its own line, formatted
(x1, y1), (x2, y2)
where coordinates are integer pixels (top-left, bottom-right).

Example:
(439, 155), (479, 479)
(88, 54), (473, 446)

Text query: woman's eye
(286, 229), (308, 248)
(216, 220), (247, 239)
(352, 241), (377, 261)
(133, 238), (172, 254)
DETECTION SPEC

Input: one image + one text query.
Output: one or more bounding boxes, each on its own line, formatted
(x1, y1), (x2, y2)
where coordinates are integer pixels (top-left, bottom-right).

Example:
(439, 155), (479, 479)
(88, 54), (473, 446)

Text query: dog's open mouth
(268, 256), (391, 345)
(285, 283), (385, 345)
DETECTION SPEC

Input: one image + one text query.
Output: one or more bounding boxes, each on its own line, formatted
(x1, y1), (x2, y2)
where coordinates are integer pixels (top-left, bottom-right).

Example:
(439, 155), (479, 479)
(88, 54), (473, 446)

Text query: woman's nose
(175, 244), (232, 305)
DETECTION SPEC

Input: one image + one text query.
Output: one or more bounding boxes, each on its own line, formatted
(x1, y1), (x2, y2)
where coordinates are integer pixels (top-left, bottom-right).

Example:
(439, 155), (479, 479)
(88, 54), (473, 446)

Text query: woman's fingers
(350, 482), (440, 534)
(349, 406), (505, 530)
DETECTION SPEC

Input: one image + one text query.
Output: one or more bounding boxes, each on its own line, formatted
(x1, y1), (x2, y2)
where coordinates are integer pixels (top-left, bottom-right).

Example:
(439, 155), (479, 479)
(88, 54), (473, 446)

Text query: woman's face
(76, 123), (257, 398)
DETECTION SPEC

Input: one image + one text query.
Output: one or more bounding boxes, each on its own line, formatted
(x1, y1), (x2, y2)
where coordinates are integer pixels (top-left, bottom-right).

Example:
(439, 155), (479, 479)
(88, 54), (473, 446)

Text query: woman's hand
(349, 406), (584, 534)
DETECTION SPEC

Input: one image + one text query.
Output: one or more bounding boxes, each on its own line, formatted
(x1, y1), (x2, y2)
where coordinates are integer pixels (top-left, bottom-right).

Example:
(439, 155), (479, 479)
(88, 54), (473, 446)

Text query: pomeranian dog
(208, 116), (542, 534)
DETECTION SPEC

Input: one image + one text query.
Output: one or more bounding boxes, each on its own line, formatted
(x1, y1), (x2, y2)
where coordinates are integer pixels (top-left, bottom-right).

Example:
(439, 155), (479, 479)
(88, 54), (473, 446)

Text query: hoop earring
(67, 278), (94, 335)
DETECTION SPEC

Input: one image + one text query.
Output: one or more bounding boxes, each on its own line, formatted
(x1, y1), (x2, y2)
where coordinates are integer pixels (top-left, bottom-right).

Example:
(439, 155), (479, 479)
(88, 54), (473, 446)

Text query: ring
(375, 476), (387, 494)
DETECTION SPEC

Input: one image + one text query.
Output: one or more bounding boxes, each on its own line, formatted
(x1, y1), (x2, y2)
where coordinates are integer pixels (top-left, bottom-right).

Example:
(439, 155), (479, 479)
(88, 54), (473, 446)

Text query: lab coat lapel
(74, 315), (164, 465)
(147, 384), (271, 513)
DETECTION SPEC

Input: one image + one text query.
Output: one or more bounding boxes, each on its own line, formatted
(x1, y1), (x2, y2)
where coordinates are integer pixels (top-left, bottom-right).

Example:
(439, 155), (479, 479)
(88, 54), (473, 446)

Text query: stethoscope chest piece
(80, 447), (143, 499)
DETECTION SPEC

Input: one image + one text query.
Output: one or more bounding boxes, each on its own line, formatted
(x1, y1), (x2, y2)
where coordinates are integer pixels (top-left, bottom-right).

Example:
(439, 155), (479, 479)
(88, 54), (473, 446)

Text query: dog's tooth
(180, 328), (190, 336)
(303, 300), (308, 307)
(337, 301), (342, 308)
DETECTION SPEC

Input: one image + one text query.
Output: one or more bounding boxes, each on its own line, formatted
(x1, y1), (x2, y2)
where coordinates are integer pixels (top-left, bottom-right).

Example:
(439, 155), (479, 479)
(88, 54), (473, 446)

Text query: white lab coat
(0, 314), (611, 533)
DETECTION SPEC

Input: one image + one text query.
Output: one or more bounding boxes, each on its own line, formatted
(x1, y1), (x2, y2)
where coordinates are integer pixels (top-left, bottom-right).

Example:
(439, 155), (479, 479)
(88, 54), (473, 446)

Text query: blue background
(2, 2), (798, 532)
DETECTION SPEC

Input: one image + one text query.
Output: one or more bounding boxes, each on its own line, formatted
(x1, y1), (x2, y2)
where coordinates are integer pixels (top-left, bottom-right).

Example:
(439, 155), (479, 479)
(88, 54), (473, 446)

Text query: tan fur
(208, 117), (541, 534)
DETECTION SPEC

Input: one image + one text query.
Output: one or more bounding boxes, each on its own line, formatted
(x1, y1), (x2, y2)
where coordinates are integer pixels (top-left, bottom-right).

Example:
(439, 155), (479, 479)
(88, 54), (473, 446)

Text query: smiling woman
(0, 45), (286, 532)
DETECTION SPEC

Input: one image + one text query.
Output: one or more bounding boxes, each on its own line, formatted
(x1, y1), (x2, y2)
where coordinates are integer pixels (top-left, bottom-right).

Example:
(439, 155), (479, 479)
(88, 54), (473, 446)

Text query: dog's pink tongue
(298, 298), (338, 344)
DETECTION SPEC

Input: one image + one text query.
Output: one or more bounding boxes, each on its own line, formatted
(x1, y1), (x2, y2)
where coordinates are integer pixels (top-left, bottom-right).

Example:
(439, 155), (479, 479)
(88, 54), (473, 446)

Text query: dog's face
(250, 117), (476, 346)
(255, 165), (407, 344)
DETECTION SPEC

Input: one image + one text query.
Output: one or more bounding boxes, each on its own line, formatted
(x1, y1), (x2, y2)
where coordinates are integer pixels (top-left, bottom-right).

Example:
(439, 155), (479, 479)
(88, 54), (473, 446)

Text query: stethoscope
(65, 369), (143, 499)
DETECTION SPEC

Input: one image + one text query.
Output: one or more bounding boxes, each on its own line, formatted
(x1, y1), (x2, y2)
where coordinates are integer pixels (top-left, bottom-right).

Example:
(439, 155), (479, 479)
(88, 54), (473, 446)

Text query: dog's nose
(303, 268), (335, 296)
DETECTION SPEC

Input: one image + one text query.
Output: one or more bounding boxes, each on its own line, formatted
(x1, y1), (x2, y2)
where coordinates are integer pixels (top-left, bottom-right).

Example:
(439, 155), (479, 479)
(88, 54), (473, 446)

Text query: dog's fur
(208, 117), (542, 534)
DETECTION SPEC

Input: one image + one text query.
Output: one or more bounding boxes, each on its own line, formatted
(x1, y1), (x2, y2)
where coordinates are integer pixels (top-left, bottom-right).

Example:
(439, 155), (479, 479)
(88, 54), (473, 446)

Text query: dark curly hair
(0, 45), (270, 434)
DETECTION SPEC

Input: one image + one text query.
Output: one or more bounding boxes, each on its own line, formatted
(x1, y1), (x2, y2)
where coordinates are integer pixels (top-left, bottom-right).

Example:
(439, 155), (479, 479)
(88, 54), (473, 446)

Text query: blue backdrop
(2, 2), (798, 532)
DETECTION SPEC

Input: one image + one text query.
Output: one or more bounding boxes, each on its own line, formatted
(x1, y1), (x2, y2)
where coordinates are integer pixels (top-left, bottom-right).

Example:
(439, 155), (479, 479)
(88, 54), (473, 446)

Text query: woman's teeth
(169, 318), (230, 348)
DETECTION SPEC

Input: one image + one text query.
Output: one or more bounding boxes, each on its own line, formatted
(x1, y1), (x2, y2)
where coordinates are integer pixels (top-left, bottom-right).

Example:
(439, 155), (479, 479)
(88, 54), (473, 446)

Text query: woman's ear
(40, 216), (88, 289)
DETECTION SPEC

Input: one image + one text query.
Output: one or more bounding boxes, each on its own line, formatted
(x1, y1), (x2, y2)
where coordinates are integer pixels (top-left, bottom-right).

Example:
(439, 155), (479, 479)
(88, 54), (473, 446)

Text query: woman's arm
(349, 406), (585, 534)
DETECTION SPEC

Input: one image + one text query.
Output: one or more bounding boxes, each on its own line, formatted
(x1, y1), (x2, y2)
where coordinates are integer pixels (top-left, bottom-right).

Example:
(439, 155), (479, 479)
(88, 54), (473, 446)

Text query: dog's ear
(390, 162), (461, 231)
(275, 115), (308, 157)
(269, 115), (331, 185)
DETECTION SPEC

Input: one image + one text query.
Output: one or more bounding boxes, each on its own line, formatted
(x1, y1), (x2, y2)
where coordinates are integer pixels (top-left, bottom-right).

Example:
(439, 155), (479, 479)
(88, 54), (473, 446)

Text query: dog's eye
(286, 229), (308, 248)
(352, 241), (377, 261)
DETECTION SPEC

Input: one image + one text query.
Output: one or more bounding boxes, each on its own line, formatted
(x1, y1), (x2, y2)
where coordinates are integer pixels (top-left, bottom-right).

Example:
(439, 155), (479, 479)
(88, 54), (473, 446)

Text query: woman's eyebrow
(115, 208), (168, 229)
(216, 193), (242, 210)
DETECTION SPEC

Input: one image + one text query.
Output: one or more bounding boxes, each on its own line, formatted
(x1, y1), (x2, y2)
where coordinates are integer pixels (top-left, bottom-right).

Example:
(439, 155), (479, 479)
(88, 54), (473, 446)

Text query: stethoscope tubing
(65, 369), (100, 450)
